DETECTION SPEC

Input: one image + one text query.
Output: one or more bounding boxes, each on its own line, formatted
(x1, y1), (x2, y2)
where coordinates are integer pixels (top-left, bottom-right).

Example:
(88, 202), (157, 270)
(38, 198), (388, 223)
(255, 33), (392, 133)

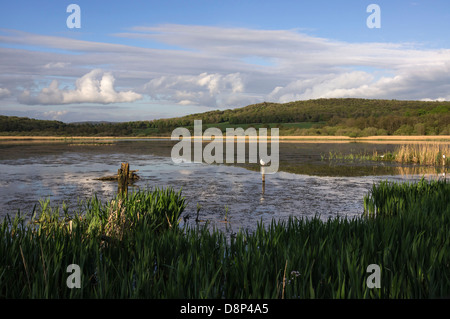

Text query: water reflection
(261, 165), (266, 197)
(0, 139), (447, 233)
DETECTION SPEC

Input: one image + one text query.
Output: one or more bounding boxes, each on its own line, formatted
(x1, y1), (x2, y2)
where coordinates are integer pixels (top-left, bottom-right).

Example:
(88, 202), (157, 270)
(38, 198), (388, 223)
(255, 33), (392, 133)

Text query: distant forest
(1, 98), (450, 137)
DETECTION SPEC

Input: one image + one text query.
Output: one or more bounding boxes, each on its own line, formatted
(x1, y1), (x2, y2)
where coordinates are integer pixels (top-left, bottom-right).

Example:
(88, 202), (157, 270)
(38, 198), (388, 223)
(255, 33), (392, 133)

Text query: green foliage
(394, 124), (414, 135)
(153, 98), (450, 136)
(2, 98), (449, 137)
(29, 187), (186, 239)
(363, 178), (449, 217)
(1, 181), (450, 298)
(322, 143), (449, 167)
(322, 150), (395, 162)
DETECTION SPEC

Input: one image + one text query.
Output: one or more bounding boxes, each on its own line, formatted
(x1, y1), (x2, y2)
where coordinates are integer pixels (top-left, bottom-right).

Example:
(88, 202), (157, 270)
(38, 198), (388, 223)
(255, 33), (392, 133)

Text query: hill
(1, 98), (449, 137)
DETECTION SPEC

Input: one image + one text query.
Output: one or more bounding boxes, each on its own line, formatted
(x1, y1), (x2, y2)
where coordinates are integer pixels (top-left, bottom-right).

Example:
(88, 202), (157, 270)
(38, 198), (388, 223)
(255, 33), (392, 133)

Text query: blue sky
(1, 0), (450, 122)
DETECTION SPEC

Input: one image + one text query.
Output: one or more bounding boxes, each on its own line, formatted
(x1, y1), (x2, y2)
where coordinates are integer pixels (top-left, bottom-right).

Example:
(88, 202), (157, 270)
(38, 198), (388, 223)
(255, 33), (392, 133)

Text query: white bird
(260, 158), (267, 166)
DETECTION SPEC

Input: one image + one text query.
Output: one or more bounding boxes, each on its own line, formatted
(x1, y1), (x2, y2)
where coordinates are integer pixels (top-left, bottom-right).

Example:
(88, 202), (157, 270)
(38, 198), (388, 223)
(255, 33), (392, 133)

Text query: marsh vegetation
(1, 139), (449, 298)
(1, 178), (449, 298)
(323, 143), (450, 166)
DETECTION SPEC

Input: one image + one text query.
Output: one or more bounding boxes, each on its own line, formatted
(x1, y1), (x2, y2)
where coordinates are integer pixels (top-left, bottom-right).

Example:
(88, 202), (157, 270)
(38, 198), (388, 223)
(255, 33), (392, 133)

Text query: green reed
(322, 150), (395, 162)
(323, 144), (449, 167)
(1, 181), (449, 298)
(363, 177), (449, 217)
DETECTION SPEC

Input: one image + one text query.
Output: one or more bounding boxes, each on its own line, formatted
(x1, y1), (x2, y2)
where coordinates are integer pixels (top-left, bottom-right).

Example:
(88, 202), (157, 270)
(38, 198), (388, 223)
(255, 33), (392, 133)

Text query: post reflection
(261, 165), (266, 198)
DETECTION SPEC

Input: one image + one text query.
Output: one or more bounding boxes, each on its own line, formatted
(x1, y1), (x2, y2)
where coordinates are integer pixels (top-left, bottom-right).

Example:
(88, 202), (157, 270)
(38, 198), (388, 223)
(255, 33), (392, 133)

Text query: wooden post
(118, 162), (129, 196)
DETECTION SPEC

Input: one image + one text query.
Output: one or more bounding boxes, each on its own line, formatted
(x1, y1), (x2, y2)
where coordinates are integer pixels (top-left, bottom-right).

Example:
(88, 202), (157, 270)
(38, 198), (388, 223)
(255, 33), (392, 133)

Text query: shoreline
(1, 135), (449, 142)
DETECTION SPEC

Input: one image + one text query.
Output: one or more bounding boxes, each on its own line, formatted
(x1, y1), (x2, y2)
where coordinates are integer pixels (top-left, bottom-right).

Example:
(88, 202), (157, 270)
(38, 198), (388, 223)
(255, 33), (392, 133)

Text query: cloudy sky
(1, 0), (450, 122)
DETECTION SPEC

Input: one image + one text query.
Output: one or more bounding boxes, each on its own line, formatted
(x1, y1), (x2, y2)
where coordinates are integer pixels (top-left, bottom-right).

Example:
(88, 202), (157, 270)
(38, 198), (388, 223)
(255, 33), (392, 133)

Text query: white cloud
(43, 110), (68, 120)
(18, 69), (142, 105)
(43, 62), (71, 69)
(118, 24), (450, 104)
(2, 25), (450, 121)
(267, 59), (450, 102)
(144, 72), (245, 107)
(0, 88), (11, 99)
(267, 72), (375, 102)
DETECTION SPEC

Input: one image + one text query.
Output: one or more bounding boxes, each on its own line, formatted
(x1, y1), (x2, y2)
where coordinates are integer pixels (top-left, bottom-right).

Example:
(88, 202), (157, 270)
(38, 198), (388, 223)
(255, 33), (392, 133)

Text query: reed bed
(395, 143), (449, 166)
(363, 177), (449, 217)
(323, 143), (449, 166)
(323, 150), (395, 162)
(1, 181), (450, 298)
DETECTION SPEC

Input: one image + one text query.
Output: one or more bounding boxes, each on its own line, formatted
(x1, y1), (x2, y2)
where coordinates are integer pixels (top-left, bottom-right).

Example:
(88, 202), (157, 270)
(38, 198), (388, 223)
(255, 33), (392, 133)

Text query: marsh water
(0, 139), (448, 234)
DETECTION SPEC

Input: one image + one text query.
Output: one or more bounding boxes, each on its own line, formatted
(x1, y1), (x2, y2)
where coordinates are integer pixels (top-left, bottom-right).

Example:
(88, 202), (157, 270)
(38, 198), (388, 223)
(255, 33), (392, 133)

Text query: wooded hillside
(1, 98), (449, 137)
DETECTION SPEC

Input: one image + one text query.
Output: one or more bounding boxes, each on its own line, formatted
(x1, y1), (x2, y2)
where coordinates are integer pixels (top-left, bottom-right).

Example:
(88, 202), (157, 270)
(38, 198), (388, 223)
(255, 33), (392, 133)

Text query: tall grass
(323, 143), (449, 166)
(395, 143), (449, 166)
(363, 177), (449, 217)
(1, 182), (450, 298)
(30, 187), (186, 239)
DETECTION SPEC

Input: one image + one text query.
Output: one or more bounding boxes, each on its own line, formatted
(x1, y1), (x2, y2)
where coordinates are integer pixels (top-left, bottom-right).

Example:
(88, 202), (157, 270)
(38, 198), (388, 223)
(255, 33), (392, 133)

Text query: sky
(1, 0), (450, 122)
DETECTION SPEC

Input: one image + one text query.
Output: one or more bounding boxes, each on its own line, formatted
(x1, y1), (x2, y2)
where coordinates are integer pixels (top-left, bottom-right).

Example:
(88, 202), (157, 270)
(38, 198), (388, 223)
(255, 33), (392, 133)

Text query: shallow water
(0, 139), (447, 234)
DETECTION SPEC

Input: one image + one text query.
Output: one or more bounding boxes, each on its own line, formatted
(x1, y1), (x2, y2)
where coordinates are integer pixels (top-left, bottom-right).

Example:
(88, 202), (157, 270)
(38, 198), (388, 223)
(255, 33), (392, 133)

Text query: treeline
(149, 98), (450, 136)
(1, 98), (449, 137)
(0, 116), (151, 137)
